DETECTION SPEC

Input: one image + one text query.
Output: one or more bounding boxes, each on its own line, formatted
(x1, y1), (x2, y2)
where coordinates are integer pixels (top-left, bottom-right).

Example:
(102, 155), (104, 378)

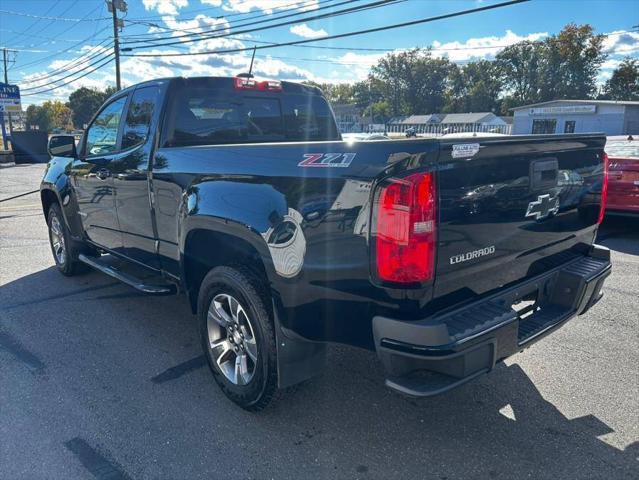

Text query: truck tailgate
(434, 134), (606, 300)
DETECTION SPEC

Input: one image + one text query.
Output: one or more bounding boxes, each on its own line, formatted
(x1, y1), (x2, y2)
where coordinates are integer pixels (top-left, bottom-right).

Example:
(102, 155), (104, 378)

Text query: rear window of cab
(164, 80), (340, 147)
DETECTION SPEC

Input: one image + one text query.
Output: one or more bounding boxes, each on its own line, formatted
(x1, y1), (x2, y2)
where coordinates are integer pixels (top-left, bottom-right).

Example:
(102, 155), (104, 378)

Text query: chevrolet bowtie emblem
(526, 194), (560, 220)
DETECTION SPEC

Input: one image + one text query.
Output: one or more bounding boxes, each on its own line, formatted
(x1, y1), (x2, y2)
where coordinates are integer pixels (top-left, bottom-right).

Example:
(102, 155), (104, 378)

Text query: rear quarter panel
(151, 139), (439, 347)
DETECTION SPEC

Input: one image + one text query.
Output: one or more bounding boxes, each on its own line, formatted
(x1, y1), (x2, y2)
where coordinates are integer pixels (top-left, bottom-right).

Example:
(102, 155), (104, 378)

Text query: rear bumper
(372, 245), (612, 397)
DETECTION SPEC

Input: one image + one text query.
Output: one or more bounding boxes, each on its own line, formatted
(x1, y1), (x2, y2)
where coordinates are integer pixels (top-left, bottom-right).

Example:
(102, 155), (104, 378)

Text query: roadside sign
(0, 83), (22, 113)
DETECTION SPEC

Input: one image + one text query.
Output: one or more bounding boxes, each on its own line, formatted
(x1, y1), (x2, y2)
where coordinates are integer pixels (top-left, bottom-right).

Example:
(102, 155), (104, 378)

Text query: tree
(47, 100), (73, 130)
(370, 48), (454, 116)
(603, 58), (639, 100)
(496, 24), (606, 108)
(540, 23), (606, 100)
(302, 81), (354, 104)
(495, 41), (545, 107)
(445, 60), (503, 113)
(26, 104), (53, 132)
(67, 86), (116, 129)
(364, 100), (392, 123)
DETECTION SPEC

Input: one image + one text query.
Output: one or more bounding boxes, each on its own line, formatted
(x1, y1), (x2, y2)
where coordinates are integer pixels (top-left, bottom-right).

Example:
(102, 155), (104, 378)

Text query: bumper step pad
(517, 304), (571, 345)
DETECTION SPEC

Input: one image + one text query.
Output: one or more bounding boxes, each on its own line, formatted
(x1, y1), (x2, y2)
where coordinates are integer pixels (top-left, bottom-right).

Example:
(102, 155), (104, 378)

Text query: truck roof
(112, 76), (324, 98)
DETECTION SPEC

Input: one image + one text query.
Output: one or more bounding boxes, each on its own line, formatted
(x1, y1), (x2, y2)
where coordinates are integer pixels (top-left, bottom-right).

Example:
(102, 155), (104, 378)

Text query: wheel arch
(40, 188), (60, 217)
(181, 221), (276, 315)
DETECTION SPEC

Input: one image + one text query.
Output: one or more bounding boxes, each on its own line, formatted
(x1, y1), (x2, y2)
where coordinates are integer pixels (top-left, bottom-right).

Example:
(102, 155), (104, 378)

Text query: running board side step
(78, 254), (177, 295)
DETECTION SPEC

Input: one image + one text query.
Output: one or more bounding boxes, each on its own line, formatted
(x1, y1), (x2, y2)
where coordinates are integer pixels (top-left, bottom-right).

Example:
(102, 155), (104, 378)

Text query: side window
(122, 86), (160, 150)
(85, 96), (127, 156)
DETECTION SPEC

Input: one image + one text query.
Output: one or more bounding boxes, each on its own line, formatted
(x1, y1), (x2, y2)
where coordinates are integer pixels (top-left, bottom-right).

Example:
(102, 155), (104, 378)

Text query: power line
(126, 0), (330, 23)
(5, 0), (62, 46)
(12, 26), (111, 69)
(21, 52), (115, 91)
(21, 56), (115, 96)
(121, 0), (348, 40)
(121, 0), (403, 48)
(149, 26), (637, 68)
(0, 9), (110, 22)
(123, 0), (530, 58)
(20, 46), (114, 85)
(0, 28), (105, 44)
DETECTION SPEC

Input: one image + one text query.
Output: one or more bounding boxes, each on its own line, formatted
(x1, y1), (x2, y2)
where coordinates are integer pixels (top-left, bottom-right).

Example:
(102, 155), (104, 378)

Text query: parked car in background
(605, 136), (639, 216)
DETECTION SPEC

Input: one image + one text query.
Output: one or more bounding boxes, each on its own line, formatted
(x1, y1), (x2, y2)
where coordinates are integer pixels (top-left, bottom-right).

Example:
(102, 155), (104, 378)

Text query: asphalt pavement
(1, 163), (638, 480)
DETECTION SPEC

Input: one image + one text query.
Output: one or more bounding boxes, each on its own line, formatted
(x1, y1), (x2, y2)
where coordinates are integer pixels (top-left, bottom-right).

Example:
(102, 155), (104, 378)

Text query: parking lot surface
(1, 163), (638, 480)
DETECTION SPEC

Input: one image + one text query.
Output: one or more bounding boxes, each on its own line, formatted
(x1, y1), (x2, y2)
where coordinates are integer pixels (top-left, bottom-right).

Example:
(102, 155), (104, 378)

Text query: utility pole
(107, 0), (127, 90)
(1, 48), (17, 150)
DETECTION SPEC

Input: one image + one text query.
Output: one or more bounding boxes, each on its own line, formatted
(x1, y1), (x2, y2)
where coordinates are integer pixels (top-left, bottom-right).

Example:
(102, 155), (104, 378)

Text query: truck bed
(150, 133), (606, 346)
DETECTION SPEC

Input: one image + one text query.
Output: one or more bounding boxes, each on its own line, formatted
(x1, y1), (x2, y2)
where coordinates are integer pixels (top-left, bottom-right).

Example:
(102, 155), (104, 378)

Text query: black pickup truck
(41, 76), (611, 410)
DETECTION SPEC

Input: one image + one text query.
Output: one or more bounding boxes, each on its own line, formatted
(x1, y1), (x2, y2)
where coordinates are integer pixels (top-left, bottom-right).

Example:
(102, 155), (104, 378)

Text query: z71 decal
(298, 153), (356, 168)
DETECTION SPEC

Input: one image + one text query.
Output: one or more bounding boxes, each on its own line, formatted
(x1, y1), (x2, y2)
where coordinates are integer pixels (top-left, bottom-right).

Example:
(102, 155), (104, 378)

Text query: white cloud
(289, 23), (327, 39)
(603, 30), (639, 55)
(223, 0), (319, 14)
(431, 30), (549, 62)
(162, 13), (231, 36)
(333, 52), (384, 80)
(200, 0), (222, 6)
(143, 0), (189, 16)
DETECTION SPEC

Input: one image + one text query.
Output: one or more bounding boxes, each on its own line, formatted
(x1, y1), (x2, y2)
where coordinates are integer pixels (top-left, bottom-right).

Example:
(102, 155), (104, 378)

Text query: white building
(511, 100), (639, 135)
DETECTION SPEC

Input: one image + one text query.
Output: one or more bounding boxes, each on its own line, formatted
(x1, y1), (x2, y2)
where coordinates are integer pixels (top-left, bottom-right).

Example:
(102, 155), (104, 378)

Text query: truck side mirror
(48, 135), (77, 158)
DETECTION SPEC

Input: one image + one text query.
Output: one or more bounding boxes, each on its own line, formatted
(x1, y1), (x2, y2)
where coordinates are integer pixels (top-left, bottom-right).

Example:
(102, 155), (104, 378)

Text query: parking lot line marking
(0, 203), (41, 211)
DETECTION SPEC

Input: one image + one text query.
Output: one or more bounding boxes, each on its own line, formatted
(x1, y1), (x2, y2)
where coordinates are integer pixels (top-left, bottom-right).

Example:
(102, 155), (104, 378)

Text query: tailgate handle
(530, 159), (558, 190)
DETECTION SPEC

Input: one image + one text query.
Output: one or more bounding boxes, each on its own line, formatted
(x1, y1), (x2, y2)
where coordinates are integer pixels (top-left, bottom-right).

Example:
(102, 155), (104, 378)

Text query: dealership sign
(0, 83), (21, 113)
(530, 105), (597, 115)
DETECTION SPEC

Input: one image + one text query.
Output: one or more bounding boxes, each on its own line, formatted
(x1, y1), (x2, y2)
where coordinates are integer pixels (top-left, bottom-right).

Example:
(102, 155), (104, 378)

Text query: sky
(0, 0), (638, 107)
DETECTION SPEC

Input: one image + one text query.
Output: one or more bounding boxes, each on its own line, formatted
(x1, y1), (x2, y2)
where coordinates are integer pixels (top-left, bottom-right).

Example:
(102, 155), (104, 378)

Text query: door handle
(97, 168), (111, 180)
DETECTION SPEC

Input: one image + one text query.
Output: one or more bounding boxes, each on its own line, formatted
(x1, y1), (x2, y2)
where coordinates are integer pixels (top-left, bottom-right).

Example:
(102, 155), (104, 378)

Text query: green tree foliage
(302, 81), (355, 104)
(446, 60), (503, 113)
(25, 100), (72, 132)
(495, 24), (606, 111)
(26, 104), (53, 132)
(541, 24), (606, 100)
(66, 86), (116, 129)
(495, 41), (545, 106)
(602, 58), (639, 100)
(370, 48), (454, 116)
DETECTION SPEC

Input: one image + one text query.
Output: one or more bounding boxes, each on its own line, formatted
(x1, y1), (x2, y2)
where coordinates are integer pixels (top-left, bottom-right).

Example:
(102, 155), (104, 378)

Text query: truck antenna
(248, 46), (257, 77)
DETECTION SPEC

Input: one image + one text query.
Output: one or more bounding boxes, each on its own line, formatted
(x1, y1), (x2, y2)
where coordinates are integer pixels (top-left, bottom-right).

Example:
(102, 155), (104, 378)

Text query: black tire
(198, 266), (279, 411)
(47, 203), (86, 276)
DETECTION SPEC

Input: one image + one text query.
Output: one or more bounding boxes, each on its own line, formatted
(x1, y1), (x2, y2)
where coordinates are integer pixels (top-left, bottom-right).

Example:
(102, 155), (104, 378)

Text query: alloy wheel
(50, 213), (66, 265)
(206, 293), (258, 385)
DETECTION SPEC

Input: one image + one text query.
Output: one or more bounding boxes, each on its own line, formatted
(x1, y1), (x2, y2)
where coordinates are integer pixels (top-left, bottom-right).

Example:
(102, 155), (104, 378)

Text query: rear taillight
(234, 77), (282, 91)
(375, 172), (437, 284)
(598, 152), (609, 224)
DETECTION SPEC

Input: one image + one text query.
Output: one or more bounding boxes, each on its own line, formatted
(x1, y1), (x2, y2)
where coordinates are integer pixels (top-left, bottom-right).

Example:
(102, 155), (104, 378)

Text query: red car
(605, 137), (639, 216)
